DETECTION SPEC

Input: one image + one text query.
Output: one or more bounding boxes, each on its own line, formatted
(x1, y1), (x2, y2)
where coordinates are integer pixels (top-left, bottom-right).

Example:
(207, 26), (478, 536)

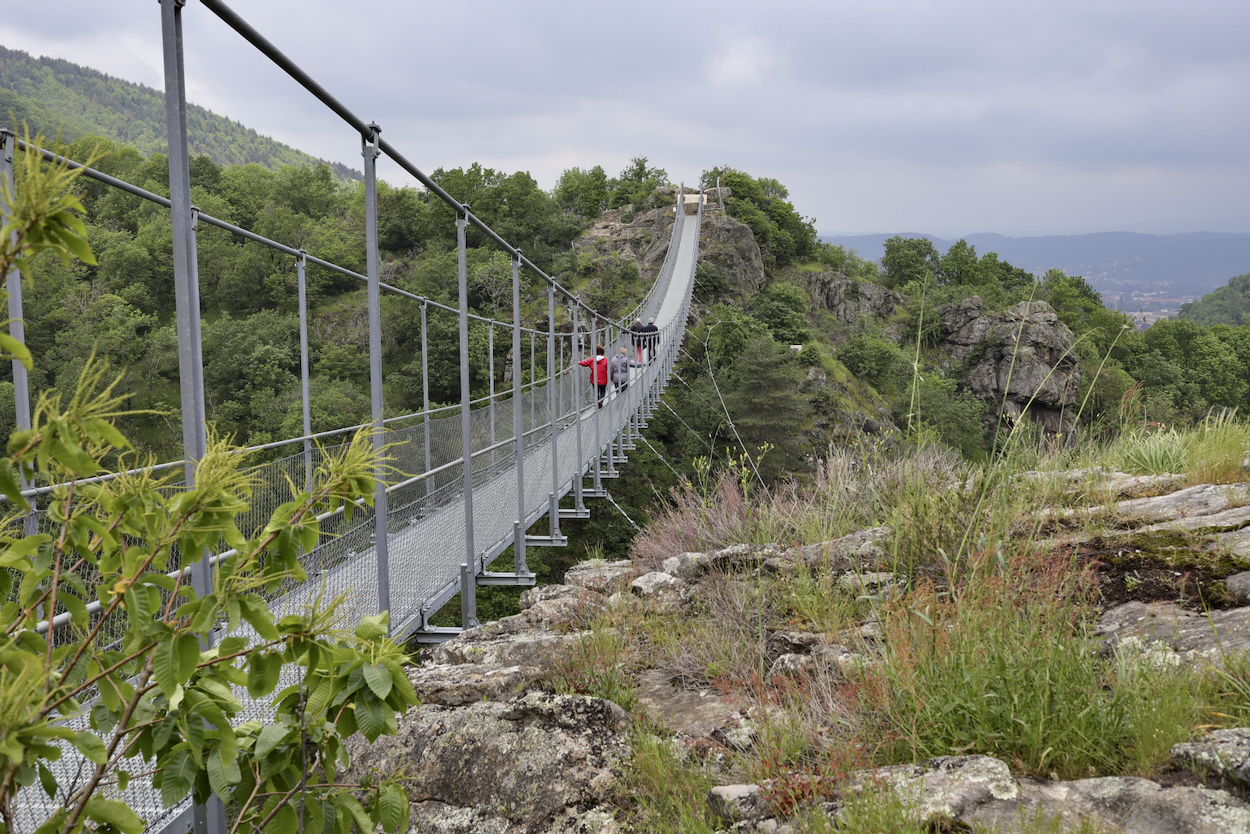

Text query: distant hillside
(0, 45), (360, 181)
(820, 231), (1250, 300)
(1177, 272), (1250, 326)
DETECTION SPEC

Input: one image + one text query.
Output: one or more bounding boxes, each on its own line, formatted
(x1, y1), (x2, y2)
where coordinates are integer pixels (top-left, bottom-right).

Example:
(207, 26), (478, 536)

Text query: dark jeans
(595, 384), (607, 407)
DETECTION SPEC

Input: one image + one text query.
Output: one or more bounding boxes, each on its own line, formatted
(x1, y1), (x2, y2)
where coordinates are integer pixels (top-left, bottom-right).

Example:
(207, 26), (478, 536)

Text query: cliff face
(570, 207), (676, 281)
(802, 273), (902, 324)
(938, 297), (1082, 436)
(698, 214), (766, 300)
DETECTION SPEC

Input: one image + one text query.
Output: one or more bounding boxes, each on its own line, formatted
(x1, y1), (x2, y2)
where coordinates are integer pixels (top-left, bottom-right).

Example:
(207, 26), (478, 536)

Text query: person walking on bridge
(609, 347), (641, 400)
(629, 318), (646, 362)
(579, 344), (609, 407)
(642, 317), (659, 363)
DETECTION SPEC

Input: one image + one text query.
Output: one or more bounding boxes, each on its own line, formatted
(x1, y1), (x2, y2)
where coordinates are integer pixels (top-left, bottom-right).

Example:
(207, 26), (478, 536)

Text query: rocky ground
(350, 471), (1250, 833)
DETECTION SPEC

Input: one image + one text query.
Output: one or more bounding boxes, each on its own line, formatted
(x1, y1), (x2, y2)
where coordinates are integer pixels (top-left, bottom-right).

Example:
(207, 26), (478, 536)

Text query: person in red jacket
(578, 344), (609, 407)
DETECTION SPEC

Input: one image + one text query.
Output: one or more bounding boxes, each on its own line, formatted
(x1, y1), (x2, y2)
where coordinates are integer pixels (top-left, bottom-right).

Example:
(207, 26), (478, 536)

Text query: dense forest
(1178, 271), (1250, 326)
(0, 45), (359, 180)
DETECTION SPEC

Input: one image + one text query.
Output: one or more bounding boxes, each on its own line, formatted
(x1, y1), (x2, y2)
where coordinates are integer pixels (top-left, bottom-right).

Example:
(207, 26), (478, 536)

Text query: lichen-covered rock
(346, 692), (630, 833)
(698, 214), (765, 299)
(844, 755), (1019, 825)
(663, 544), (788, 578)
(565, 560), (636, 594)
(759, 527), (893, 574)
(1226, 571), (1250, 605)
(633, 669), (748, 740)
(407, 663), (541, 706)
(1111, 483), (1250, 524)
(430, 618), (586, 669)
(1096, 601), (1250, 660)
(708, 784), (765, 822)
(938, 298), (1080, 435)
(801, 273), (901, 324)
(972, 777), (1250, 834)
(1173, 728), (1250, 789)
(629, 571), (687, 612)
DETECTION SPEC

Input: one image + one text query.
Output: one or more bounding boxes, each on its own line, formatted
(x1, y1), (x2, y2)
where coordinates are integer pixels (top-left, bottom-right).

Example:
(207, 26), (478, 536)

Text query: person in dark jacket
(578, 344), (609, 407)
(608, 347), (641, 398)
(642, 318), (659, 362)
(629, 318), (646, 362)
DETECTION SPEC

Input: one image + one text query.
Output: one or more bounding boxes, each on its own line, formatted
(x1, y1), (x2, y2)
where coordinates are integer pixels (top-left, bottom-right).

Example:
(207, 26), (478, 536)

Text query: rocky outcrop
(939, 297), (1082, 436)
(350, 474), (1250, 833)
(571, 208), (676, 280)
(801, 273), (902, 325)
(697, 214), (765, 299)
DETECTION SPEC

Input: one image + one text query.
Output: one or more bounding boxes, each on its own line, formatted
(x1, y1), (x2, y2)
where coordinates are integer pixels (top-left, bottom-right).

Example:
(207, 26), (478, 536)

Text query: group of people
(578, 317), (659, 408)
(629, 317), (660, 363)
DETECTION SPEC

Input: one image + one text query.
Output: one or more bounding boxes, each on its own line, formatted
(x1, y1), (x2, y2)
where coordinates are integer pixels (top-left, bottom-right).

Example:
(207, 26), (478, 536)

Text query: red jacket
(579, 355), (608, 385)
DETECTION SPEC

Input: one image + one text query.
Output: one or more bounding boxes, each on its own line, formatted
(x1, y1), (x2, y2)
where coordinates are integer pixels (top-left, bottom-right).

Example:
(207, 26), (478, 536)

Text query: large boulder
(347, 692), (630, 834)
(802, 273), (902, 324)
(697, 214), (766, 299)
(938, 298), (1081, 436)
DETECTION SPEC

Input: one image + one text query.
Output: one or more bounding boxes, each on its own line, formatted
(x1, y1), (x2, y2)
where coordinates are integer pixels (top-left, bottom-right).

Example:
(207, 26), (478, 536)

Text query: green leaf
(355, 694), (387, 743)
(0, 459), (29, 510)
(188, 597), (220, 633)
(268, 804), (299, 834)
(154, 636), (179, 697)
(254, 723), (290, 761)
(362, 663), (392, 700)
(238, 594), (279, 641)
(376, 784), (407, 833)
(72, 730), (108, 764)
(355, 613), (388, 642)
(336, 794), (374, 834)
(247, 652), (282, 698)
(84, 798), (143, 834)
(206, 750), (240, 797)
(37, 762), (56, 799)
(176, 633), (202, 681)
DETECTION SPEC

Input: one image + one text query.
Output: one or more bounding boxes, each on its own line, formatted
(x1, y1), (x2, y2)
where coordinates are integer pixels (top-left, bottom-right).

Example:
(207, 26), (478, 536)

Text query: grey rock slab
(1226, 571), (1250, 604)
(1173, 728), (1250, 788)
(564, 560), (636, 594)
(1110, 483), (1250, 524)
(766, 653), (812, 679)
(1139, 503), (1250, 533)
(346, 692), (630, 831)
(664, 544), (789, 579)
(633, 669), (747, 740)
(837, 571), (899, 596)
(844, 755), (1019, 825)
(630, 571), (683, 597)
(1096, 601), (1250, 659)
(982, 778), (1250, 834)
(407, 663), (542, 706)
(431, 622), (588, 669)
(799, 527), (894, 571)
(708, 784), (764, 822)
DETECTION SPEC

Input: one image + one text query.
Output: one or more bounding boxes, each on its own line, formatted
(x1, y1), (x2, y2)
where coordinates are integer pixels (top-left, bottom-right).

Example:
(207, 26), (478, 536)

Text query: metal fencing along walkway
(1, 1), (704, 832)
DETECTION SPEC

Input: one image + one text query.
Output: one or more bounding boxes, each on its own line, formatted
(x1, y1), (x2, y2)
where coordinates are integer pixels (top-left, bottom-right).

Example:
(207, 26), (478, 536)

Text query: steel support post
(297, 251), (313, 489)
(421, 302), (431, 498)
(456, 211), (478, 619)
(460, 562), (478, 629)
(529, 333), (536, 431)
(160, 6), (223, 834)
(546, 283), (561, 540)
(571, 304), (585, 513)
(362, 124), (391, 626)
(511, 253), (527, 573)
(488, 324), (496, 467)
(591, 316), (602, 491)
(1, 131), (35, 536)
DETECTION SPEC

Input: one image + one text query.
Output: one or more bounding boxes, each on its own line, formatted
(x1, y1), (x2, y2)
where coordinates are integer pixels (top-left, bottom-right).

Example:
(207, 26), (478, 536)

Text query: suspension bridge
(2, 1), (704, 832)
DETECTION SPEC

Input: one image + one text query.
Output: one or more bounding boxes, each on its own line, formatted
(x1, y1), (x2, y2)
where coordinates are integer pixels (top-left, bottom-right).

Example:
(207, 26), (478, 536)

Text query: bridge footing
(409, 626), (462, 644)
(477, 572), (538, 586)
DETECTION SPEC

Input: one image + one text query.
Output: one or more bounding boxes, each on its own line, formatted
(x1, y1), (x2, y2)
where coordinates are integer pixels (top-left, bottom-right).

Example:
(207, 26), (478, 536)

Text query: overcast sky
(3, 0), (1248, 238)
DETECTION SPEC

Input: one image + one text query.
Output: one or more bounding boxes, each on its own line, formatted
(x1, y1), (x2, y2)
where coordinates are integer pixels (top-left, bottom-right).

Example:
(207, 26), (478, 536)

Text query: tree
(0, 128), (417, 834)
(880, 236), (939, 290)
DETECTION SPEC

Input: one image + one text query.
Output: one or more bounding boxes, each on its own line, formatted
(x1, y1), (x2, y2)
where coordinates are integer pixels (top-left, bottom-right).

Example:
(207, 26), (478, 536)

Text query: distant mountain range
(0, 44), (360, 181)
(820, 231), (1250, 301)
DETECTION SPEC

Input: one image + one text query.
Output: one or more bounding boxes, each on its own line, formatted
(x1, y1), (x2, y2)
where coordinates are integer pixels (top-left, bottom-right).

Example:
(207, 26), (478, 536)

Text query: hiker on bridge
(642, 317), (659, 363)
(579, 345), (609, 407)
(629, 318), (647, 362)
(609, 347), (641, 399)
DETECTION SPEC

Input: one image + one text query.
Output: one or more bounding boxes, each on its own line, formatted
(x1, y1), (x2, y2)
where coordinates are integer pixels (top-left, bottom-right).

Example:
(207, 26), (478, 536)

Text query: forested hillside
(1178, 271), (1250, 326)
(0, 45), (360, 180)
